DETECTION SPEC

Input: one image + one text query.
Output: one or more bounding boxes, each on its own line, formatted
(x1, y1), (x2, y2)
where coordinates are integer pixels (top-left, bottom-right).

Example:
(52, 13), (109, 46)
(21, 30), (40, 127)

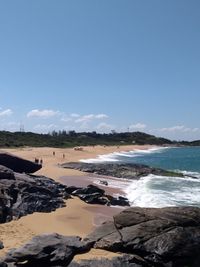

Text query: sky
(0, 0), (200, 141)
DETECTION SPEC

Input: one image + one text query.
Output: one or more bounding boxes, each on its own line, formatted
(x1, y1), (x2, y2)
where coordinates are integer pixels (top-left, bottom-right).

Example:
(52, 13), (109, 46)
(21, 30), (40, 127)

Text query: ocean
(81, 146), (200, 208)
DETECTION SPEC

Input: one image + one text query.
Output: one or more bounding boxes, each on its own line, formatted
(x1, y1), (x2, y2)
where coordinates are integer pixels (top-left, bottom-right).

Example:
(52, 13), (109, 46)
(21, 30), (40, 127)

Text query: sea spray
(125, 174), (200, 208)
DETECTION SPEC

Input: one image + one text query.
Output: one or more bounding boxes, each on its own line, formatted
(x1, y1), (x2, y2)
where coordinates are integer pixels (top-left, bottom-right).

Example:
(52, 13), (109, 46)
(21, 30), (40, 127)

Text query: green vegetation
(0, 130), (199, 148)
(0, 130), (173, 148)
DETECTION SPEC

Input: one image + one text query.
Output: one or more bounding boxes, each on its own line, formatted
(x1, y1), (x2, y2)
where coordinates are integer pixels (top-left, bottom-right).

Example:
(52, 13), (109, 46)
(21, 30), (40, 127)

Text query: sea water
(81, 147), (200, 207)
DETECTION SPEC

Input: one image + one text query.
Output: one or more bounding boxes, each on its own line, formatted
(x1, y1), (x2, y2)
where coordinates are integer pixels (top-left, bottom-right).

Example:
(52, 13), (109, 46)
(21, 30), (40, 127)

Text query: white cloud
(157, 125), (199, 133)
(129, 123), (147, 130)
(95, 114), (109, 119)
(70, 113), (80, 118)
(75, 114), (109, 123)
(96, 122), (114, 132)
(0, 109), (13, 117)
(159, 125), (185, 132)
(27, 109), (60, 118)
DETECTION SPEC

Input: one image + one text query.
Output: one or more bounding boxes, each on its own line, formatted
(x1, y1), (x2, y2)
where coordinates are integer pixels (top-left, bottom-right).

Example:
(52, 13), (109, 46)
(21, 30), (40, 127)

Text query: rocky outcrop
(62, 162), (183, 179)
(69, 254), (148, 267)
(2, 206), (200, 266)
(66, 184), (130, 206)
(0, 152), (41, 173)
(2, 233), (91, 267)
(85, 206), (200, 266)
(0, 168), (70, 223)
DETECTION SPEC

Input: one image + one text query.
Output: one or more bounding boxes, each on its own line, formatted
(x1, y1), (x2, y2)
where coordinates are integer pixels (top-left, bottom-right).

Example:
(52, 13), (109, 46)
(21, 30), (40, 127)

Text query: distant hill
(0, 130), (197, 148)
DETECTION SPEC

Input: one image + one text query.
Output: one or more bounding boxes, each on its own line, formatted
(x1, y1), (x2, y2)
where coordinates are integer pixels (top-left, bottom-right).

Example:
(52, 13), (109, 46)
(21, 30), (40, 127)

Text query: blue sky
(0, 0), (200, 140)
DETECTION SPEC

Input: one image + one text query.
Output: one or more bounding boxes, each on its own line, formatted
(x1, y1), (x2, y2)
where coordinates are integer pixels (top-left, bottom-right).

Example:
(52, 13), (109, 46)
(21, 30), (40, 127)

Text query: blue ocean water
(81, 147), (200, 207)
(112, 146), (200, 173)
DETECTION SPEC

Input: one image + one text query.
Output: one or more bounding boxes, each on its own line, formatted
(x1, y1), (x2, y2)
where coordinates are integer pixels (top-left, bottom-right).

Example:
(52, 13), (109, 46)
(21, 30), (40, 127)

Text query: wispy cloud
(129, 123), (147, 130)
(70, 113), (80, 118)
(75, 114), (109, 123)
(0, 109), (13, 117)
(157, 125), (199, 133)
(27, 109), (60, 119)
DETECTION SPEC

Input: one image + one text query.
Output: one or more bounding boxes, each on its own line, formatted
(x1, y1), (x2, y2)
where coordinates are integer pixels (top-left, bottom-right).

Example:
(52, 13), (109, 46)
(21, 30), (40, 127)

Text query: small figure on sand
(34, 158), (39, 164)
(63, 154), (65, 159)
(53, 151), (55, 156)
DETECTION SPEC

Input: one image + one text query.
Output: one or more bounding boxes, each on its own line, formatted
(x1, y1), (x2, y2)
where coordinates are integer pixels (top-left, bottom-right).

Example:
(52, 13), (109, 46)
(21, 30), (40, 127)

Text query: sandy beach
(0, 144), (155, 257)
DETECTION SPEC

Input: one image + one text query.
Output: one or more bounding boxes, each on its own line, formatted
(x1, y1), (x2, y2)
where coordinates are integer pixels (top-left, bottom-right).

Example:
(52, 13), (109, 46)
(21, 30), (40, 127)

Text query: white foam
(93, 177), (131, 190)
(80, 146), (169, 163)
(125, 174), (200, 208)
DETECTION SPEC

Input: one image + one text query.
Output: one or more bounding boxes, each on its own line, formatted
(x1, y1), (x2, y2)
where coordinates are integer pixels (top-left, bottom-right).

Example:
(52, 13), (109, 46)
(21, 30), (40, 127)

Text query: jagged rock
(69, 254), (148, 267)
(68, 185), (129, 207)
(108, 196), (130, 207)
(65, 186), (82, 194)
(0, 172), (70, 223)
(72, 184), (105, 196)
(0, 166), (15, 180)
(0, 152), (41, 173)
(78, 193), (108, 205)
(3, 233), (91, 267)
(85, 206), (200, 267)
(61, 162), (184, 179)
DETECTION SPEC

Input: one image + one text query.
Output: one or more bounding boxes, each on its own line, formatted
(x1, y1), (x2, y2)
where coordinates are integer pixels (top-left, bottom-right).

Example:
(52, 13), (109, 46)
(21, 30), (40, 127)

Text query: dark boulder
(70, 185), (129, 207)
(69, 254), (148, 267)
(0, 152), (42, 173)
(85, 206), (200, 267)
(65, 186), (82, 194)
(78, 193), (108, 205)
(0, 172), (70, 223)
(72, 184), (105, 196)
(108, 196), (130, 207)
(3, 233), (91, 267)
(0, 166), (15, 180)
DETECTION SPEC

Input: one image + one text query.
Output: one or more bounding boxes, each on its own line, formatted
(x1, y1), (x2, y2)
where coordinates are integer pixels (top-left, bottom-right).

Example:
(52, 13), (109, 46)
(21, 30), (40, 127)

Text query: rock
(0, 166), (15, 180)
(61, 162), (184, 179)
(72, 184), (105, 196)
(108, 196), (130, 207)
(0, 152), (42, 173)
(70, 185), (129, 207)
(0, 172), (70, 223)
(99, 180), (108, 186)
(65, 186), (82, 194)
(3, 233), (91, 266)
(69, 254), (148, 267)
(0, 241), (3, 250)
(78, 193), (108, 205)
(85, 206), (200, 267)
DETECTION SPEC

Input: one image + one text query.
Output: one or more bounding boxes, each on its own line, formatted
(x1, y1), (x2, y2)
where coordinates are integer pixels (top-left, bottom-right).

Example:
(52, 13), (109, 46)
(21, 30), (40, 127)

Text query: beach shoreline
(0, 144), (157, 256)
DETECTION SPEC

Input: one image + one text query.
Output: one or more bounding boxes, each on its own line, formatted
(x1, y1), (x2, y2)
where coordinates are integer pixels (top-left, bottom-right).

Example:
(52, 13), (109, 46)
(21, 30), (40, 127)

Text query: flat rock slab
(3, 233), (91, 267)
(62, 162), (183, 179)
(85, 206), (200, 266)
(0, 152), (41, 173)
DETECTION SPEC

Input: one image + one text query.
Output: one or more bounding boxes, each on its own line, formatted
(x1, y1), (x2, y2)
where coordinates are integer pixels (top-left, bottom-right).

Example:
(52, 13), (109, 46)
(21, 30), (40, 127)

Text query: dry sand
(0, 144), (155, 258)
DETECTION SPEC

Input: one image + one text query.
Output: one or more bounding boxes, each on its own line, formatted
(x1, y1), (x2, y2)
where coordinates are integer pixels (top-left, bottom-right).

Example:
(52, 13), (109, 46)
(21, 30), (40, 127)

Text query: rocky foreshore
(0, 155), (131, 225)
(1, 152), (200, 266)
(1, 206), (200, 266)
(0, 165), (70, 223)
(61, 162), (184, 179)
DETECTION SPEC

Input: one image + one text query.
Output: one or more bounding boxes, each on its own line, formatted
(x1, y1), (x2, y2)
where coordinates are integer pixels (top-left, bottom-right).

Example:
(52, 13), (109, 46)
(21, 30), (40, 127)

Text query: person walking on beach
(53, 151), (55, 156)
(63, 154), (65, 159)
